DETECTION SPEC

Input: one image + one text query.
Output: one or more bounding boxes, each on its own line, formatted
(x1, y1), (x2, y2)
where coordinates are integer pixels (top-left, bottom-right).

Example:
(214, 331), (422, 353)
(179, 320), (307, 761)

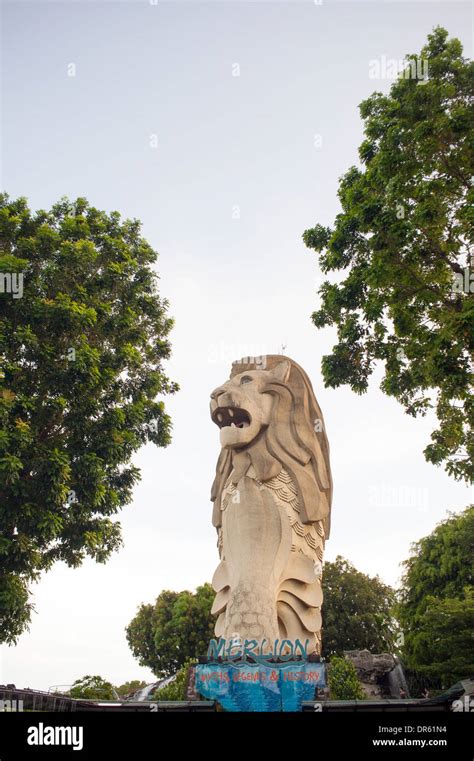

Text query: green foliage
(303, 27), (474, 482)
(328, 656), (365, 700)
(0, 572), (32, 643)
(0, 195), (177, 643)
(322, 556), (397, 657)
(126, 583), (215, 678)
(116, 680), (147, 697)
(404, 590), (474, 688)
(126, 565), (397, 674)
(152, 659), (196, 701)
(398, 506), (474, 689)
(68, 675), (116, 700)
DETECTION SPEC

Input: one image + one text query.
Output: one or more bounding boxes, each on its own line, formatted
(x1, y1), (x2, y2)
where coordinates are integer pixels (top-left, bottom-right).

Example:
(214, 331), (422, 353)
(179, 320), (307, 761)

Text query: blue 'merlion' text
(207, 638), (309, 662)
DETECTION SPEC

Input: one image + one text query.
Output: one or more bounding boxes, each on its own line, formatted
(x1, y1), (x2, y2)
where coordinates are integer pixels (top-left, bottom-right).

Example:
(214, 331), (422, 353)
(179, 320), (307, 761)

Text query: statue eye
(240, 375), (253, 385)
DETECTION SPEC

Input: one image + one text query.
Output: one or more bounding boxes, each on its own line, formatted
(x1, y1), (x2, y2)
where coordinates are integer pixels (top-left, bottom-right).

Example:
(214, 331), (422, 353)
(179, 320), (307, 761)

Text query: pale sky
(1, 0), (472, 691)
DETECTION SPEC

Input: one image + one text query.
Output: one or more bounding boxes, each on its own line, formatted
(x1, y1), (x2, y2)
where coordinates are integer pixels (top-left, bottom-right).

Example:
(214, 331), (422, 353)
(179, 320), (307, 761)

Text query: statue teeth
(228, 408), (234, 417)
(217, 413), (223, 422)
(230, 422), (236, 428)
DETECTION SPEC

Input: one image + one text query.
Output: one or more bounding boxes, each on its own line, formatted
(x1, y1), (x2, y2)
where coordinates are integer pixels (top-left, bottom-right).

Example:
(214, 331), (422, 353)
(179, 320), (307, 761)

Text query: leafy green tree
(303, 27), (473, 482)
(68, 675), (117, 700)
(0, 194), (177, 643)
(152, 659), (197, 701)
(328, 656), (365, 700)
(116, 680), (147, 697)
(0, 573), (31, 645)
(404, 590), (474, 690)
(398, 506), (474, 689)
(126, 566), (396, 673)
(126, 584), (215, 678)
(322, 556), (397, 658)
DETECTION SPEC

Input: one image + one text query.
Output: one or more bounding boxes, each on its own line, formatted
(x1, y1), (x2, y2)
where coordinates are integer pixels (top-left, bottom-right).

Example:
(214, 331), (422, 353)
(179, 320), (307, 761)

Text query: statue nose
(210, 386), (226, 401)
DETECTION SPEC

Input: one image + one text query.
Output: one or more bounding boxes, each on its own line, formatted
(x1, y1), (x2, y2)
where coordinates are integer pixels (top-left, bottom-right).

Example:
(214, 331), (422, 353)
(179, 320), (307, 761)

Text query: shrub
(328, 656), (365, 700)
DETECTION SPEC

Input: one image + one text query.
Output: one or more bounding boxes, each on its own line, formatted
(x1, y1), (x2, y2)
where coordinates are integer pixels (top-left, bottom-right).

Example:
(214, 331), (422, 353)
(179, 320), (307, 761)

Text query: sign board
(195, 661), (326, 712)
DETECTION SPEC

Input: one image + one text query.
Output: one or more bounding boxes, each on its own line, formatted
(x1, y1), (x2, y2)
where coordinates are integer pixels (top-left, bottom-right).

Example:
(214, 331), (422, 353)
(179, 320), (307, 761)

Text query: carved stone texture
(209, 355), (332, 654)
(344, 649), (396, 683)
(344, 649), (409, 699)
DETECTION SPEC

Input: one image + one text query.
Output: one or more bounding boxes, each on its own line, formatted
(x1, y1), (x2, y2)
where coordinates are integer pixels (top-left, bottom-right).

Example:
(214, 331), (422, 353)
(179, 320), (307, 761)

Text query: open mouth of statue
(212, 407), (251, 430)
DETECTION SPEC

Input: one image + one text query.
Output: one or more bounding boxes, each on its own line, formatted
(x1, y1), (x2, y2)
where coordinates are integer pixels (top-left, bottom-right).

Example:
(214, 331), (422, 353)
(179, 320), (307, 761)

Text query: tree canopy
(153, 659), (196, 701)
(68, 675), (117, 701)
(398, 506), (473, 689)
(116, 680), (147, 697)
(0, 194), (177, 643)
(303, 27), (473, 482)
(127, 564), (396, 674)
(126, 584), (215, 678)
(322, 556), (397, 658)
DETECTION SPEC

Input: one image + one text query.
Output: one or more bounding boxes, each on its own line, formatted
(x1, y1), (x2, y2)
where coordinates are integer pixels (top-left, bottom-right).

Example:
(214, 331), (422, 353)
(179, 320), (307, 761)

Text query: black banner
(0, 710), (472, 759)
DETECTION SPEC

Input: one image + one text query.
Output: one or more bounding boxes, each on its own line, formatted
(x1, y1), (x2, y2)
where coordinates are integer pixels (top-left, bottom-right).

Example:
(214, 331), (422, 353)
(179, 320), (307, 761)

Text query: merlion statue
(209, 355), (332, 655)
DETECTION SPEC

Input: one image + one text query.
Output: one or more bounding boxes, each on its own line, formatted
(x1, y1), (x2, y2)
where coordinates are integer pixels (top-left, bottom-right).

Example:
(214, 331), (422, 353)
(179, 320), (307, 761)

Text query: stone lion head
(210, 355), (333, 536)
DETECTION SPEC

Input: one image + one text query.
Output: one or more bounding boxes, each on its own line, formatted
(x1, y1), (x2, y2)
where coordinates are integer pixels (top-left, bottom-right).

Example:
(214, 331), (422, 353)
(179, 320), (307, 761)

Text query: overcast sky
(1, 0), (472, 692)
